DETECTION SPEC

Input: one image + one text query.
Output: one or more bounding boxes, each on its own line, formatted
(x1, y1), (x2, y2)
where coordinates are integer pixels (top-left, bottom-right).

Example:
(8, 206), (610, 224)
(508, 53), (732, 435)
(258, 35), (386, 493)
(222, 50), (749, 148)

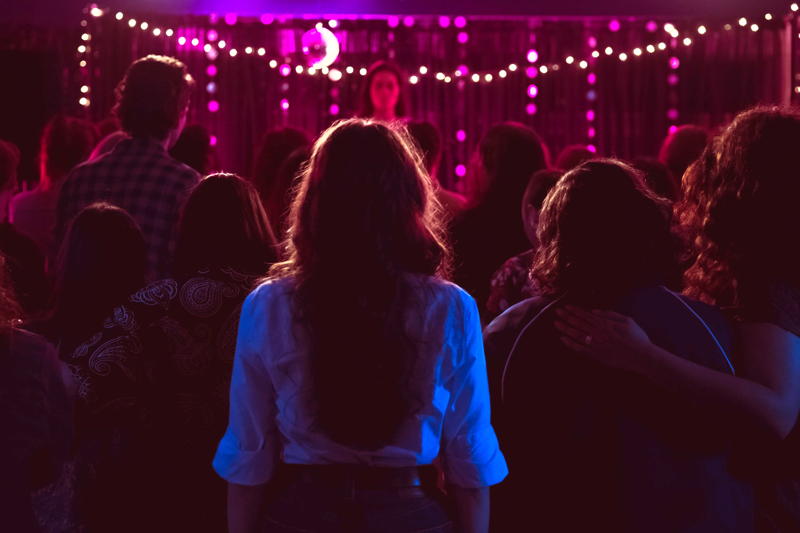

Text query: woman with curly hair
(213, 119), (507, 533)
(484, 159), (751, 532)
(557, 107), (800, 531)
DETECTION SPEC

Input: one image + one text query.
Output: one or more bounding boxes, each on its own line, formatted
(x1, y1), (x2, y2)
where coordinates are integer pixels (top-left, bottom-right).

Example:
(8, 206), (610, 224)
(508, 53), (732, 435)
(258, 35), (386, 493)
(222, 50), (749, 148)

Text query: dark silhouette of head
(406, 121), (442, 177)
(252, 127), (310, 233)
(555, 144), (594, 171)
(467, 121), (549, 210)
(272, 118), (450, 450)
(522, 169), (562, 248)
(169, 124), (214, 175)
(532, 159), (679, 305)
(632, 158), (679, 202)
(39, 115), (97, 187)
(659, 125), (709, 182)
(679, 107), (800, 306)
(357, 60), (408, 120)
(51, 203), (146, 347)
(113, 55), (195, 141)
(173, 173), (277, 278)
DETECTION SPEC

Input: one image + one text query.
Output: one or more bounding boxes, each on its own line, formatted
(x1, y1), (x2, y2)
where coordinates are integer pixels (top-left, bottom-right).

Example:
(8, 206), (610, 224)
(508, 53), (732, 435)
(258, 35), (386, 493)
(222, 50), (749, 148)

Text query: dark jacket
(484, 285), (754, 532)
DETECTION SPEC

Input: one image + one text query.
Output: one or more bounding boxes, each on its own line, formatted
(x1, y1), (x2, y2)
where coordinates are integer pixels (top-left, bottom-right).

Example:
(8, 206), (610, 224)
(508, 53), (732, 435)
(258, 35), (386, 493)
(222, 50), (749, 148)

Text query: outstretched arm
(555, 306), (800, 438)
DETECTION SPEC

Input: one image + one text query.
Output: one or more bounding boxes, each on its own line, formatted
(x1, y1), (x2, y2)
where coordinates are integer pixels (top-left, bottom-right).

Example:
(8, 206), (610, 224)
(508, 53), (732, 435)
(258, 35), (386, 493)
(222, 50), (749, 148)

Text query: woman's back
(215, 274), (506, 486)
(484, 286), (754, 532)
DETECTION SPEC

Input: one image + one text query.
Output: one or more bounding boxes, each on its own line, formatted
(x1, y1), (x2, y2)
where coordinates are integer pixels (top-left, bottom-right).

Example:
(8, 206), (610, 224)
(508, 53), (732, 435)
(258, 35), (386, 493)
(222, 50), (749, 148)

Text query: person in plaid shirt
(56, 55), (200, 281)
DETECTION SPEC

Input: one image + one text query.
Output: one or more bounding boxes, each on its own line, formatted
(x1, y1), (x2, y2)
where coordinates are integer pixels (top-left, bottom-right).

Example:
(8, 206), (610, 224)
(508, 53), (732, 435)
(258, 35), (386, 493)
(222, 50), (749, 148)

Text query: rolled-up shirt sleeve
(441, 291), (508, 488)
(213, 286), (280, 486)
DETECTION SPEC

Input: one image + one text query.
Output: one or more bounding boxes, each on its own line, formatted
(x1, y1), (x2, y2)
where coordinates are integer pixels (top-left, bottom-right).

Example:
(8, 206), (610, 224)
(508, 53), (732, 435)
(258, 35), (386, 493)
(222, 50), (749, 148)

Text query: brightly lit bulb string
(89, 4), (793, 85)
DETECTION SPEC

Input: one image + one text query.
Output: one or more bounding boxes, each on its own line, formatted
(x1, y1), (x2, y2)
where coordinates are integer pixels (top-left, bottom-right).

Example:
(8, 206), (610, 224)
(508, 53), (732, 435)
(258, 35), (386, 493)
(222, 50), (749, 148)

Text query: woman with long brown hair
(214, 118), (507, 533)
(357, 60), (409, 122)
(557, 107), (800, 531)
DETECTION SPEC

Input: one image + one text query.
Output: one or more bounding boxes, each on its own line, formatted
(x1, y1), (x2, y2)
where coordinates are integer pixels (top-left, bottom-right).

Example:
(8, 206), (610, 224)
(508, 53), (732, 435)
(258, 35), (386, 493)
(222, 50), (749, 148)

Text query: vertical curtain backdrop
(75, 12), (789, 190)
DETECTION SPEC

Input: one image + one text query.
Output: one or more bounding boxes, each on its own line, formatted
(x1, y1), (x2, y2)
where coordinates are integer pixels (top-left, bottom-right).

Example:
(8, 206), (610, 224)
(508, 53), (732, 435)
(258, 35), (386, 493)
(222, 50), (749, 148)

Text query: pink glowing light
(454, 16), (467, 28)
(588, 36), (598, 48)
(456, 129), (466, 142)
(527, 84), (539, 98)
(668, 125), (679, 134)
(260, 14), (274, 24)
(207, 29), (218, 41)
(586, 109), (596, 121)
(209, 135), (217, 146)
(206, 65), (218, 77)
(280, 98), (289, 111)
(455, 164), (467, 177)
(667, 108), (679, 120)
(527, 49), (539, 63)
(669, 57), (680, 69)
(439, 16), (451, 28)
(329, 103), (340, 115)
(207, 100), (219, 112)
(403, 16), (415, 27)
(387, 16), (400, 28)
(587, 144), (597, 153)
(279, 64), (291, 77)
(456, 64), (469, 76)
(526, 66), (538, 78)
(457, 32), (469, 44)
(587, 72), (597, 85)
(588, 127), (596, 138)
(646, 20), (658, 32)
(526, 103), (538, 115)
(667, 73), (679, 86)
(224, 13), (237, 25)
(609, 20), (621, 32)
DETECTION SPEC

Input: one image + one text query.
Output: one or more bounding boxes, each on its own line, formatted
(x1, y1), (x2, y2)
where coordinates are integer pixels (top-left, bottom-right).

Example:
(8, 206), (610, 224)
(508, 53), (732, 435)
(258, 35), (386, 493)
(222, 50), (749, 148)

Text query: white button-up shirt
(213, 275), (508, 488)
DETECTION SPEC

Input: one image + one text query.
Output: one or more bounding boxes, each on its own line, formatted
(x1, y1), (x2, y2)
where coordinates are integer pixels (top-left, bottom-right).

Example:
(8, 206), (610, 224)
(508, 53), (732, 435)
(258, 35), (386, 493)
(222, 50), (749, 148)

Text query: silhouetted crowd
(2, 54), (798, 533)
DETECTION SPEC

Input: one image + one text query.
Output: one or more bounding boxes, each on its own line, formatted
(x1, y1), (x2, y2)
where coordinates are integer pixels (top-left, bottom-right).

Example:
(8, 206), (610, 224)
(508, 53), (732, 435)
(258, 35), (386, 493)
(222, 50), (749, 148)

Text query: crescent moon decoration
(302, 24), (340, 69)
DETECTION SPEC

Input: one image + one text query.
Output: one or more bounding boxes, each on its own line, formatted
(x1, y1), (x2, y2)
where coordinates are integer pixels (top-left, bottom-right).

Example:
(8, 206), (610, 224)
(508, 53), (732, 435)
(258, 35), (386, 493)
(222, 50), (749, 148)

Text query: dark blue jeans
(263, 477), (454, 533)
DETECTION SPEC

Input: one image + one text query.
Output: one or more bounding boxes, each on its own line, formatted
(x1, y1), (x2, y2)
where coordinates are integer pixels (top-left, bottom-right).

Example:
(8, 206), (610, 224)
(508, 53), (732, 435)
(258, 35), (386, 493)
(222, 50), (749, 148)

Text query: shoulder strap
(659, 286), (735, 375)
(501, 297), (564, 403)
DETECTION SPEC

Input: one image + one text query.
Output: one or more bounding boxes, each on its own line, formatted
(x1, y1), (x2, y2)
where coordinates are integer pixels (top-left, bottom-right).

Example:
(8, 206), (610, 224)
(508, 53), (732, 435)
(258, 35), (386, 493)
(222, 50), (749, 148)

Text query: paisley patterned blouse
(64, 268), (261, 531)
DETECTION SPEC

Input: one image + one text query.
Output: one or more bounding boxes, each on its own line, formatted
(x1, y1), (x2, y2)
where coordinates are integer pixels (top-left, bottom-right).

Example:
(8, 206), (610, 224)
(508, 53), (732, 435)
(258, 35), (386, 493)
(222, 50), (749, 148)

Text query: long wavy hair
(173, 173), (278, 278)
(532, 159), (680, 305)
(678, 106), (800, 307)
(270, 118), (450, 449)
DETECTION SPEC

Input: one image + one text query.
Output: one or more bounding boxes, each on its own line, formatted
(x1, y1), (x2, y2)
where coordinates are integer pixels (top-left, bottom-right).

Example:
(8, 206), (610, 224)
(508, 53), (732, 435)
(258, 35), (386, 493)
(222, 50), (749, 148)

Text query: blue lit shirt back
(213, 275), (508, 488)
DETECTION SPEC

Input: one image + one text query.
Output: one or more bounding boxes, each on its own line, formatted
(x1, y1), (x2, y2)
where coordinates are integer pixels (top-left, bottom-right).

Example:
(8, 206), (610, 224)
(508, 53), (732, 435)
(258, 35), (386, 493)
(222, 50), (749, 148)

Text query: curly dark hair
(678, 106), (800, 307)
(271, 118), (450, 449)
(356, 60), (409, 118)
(113, 55), (195, 140)
(532, 159), (680, 305)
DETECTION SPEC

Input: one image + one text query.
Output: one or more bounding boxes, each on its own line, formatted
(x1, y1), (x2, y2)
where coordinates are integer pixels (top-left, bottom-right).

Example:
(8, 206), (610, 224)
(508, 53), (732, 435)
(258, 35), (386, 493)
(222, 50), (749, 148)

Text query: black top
(484, 286), (754, 533)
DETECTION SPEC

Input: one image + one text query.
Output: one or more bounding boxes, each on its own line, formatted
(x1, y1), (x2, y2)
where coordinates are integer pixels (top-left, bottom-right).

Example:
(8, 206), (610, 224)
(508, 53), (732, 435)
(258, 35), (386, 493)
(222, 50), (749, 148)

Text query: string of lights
(82, 3), (793, 93)
(77, 3), (797, 116)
